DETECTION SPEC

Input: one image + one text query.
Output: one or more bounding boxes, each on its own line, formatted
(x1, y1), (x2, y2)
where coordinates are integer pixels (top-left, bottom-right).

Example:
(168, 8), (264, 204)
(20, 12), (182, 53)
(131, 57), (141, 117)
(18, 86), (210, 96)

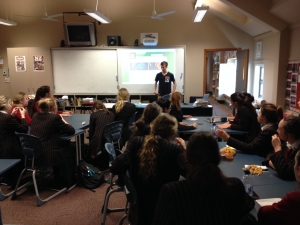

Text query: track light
(83, 9), (111, 24)
(0, 17), (16, 26)
(193, 6), (209, 22)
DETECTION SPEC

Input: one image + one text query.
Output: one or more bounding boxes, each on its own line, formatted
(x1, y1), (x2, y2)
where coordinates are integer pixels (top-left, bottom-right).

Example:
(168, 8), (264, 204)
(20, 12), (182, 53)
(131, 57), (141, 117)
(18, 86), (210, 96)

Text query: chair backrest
(16, 134), (43, 162)
(104, 143), (117, 162)
(103, 121), (124, 151)
(0, 136), (4, 154)
(203, 93), (210, 101)
(128, 111), (138, 128)
(161, 94), (170, 100)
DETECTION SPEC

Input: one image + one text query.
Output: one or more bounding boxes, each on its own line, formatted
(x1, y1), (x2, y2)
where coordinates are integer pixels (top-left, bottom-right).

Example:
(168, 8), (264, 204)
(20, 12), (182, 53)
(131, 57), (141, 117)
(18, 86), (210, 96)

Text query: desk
(64, 114), (90, 130)
(0, 159), (21, 201)
(180, 117), (248, 135)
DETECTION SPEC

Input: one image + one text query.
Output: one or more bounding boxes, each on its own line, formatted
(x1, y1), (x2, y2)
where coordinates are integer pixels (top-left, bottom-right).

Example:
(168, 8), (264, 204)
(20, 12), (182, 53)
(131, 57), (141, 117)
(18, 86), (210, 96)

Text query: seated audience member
(110, 114), (189, 225)
(0, 95), (28, 185)
(263, 116), (300, 180)
(216, 103), (283, 157)
(129, 102), (162, 140)
(89, 101), (115, 157)
(156, 98), (197, 131)
(31, 85), (71, 117)
(112, 88), (136, 144)
(10, 92), (32, 125)
(30, 98), (75, 188)
(152, 132), (255, 225)
(218, 92), (261, 143)
(258, 151), (300, 225)
(169, 92), (192, 121)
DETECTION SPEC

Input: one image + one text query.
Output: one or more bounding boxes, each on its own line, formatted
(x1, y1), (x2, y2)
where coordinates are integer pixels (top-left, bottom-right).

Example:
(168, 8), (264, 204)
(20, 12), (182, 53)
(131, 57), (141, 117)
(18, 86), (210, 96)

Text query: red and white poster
(33, 55), (44, 71)
(15, 56), (26, 72)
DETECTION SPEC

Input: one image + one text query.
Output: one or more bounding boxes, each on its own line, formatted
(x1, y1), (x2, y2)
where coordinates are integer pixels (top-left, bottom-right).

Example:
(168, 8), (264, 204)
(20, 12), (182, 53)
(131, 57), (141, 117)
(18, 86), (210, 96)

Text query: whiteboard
(51, 47), (185, 95)
(52, 49), (118, 94)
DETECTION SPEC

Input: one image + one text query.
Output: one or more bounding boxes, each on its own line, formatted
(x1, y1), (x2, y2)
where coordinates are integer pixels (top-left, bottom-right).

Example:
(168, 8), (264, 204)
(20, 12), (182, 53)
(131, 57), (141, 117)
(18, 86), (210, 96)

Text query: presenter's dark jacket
(152, 178), (254, 225)
(258, 191), (300, 225)
(229, 106), (261, 143)
(268, 142), (300, 180)
(30, 113), (75, 167)
(227, 123), (278, 157)
(89, 110), (115, 155)
(0, 112), (28, 159)
(110, 136), (189, 225)
(112, 102), (136, 143)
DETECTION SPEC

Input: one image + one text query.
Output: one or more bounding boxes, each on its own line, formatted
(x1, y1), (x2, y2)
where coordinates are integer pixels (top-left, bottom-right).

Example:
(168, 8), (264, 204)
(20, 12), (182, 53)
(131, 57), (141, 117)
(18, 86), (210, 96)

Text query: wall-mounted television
(63, 22), (97, 46)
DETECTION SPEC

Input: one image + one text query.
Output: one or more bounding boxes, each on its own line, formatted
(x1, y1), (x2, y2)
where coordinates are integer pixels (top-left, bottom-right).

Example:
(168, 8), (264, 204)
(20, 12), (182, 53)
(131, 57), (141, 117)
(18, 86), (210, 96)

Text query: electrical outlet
(4, 78), (10, 83)
(3, 68), (7, 75)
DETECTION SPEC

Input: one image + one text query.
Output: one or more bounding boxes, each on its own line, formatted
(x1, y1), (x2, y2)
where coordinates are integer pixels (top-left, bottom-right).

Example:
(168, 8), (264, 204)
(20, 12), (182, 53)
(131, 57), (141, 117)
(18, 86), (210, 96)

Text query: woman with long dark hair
(216, 103), (283, 157)
(110, 113), (189, 225)
(218, 92), (261, 142)
(152, 132), (254, 225)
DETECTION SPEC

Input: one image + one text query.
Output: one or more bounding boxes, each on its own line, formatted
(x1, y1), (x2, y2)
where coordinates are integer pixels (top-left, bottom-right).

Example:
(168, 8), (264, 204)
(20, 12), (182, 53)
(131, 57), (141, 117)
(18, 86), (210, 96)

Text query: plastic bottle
(241, 170), (253, 196)
(211, 122), (216, 135)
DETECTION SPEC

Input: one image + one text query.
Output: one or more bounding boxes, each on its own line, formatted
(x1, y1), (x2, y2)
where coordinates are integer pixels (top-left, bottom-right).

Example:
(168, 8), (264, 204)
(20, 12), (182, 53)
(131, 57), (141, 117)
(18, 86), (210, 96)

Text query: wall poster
(15, 56), (26, 72)
(33, 55), (45, 71)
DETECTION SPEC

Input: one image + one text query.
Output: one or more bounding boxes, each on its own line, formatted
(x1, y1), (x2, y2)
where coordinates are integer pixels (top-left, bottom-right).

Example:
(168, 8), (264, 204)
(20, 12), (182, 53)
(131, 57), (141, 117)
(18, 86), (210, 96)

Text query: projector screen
(117, 47), (185, 94)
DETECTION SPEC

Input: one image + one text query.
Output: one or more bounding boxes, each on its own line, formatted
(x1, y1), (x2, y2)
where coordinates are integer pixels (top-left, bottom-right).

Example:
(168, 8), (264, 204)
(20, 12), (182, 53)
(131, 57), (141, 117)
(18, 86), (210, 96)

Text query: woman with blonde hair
(110, 113), (189, 225)
(89, 100), (115, 158)
(30, 98), (75, 188)
(10, 92), (32, 125)
(112, 88), (136, 144)
(0, 95), (28, 185)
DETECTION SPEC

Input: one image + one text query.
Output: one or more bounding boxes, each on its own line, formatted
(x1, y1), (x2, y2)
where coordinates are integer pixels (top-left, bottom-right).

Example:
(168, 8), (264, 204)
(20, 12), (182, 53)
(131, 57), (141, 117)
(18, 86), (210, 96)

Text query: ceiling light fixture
(0, 17), (17, 26)
(83, 9), (111, 24)
(193, 6), (209, 22)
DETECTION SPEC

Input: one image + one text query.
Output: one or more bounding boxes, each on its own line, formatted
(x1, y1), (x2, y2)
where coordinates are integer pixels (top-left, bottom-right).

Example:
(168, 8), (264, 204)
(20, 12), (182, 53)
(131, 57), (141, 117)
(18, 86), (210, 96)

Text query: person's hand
(184, 115), (192, 118)
(61, 111), (72, 117)
(154, 91), (159, 95)
(60, 114), (69, 124)
(215, 128), (230, 141)
(271, 134), (281, 152)
(217, 122), (231, 129)
(18, 107), (26, 118)
(175, 137), (186, 150)
(227, 113), (234, 117)
(227, 117), (235, 121)
(10, 107), (19, 116)
(192, 122), (197, 128)
(179, 122), (188, 126)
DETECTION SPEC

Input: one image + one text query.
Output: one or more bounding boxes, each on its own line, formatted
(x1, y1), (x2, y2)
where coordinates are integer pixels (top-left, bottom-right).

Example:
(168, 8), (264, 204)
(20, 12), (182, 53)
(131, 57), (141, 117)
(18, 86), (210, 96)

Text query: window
(253, 65), (264, 99)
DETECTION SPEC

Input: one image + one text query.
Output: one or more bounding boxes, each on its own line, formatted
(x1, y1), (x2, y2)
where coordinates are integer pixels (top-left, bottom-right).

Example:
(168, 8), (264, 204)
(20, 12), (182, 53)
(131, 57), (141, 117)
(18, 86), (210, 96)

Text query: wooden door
(236, 49), (249, 92)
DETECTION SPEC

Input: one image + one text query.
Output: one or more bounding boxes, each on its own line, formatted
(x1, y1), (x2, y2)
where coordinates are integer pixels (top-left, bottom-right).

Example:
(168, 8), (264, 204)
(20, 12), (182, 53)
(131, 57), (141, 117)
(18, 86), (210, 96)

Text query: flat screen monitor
(63, 22), (97, 46)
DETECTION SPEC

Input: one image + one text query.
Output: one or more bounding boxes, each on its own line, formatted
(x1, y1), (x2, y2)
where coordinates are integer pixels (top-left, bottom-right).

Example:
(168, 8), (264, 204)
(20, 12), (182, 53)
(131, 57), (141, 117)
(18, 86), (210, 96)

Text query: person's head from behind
(242, 92), (255, 103)
(139, 113), (178, 180)
(277, 116), (300, 143)
(12, 92), (29, 107)
(117, 88), (130, 101)
(186, 132), (225, 187)
(230, 92), (245, 108)
(140, 103), (162, 124)
(35, 85), (51, 101)
(160, 61), (168, 73)
(170, 92), (182, 110)
(258, 103), (283, 125)
(294, 151), (300, 183)
(38, 98), (57, 114)
(0, 95), (12, 112)
(156, 98), (171, 113)
(92, 100), (109, 114)
(115, 88), (130, 113)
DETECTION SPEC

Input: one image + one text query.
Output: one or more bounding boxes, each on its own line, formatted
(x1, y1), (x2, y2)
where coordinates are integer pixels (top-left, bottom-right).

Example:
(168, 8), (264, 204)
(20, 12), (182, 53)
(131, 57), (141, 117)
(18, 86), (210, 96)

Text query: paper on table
(186, 118), (198, 121)
(255, 198), (281, 211)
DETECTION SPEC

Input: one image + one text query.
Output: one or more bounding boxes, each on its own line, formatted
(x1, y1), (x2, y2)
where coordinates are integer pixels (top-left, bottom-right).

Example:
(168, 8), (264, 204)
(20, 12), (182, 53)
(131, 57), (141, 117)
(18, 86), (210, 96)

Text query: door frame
(203, 48), (241, 94)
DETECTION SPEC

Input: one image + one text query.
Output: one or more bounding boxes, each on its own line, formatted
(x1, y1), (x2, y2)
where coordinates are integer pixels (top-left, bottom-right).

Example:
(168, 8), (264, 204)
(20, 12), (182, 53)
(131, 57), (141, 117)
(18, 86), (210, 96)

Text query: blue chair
(103, 121), (124, 152)
(11, 134), (67, 207)
(101, 143), (126, 225)
(161, 94), (170, 100)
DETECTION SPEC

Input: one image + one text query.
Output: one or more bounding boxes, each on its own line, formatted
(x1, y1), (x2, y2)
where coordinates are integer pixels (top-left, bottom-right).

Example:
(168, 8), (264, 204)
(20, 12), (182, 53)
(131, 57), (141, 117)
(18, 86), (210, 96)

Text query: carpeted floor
(0, 97), (231, 225)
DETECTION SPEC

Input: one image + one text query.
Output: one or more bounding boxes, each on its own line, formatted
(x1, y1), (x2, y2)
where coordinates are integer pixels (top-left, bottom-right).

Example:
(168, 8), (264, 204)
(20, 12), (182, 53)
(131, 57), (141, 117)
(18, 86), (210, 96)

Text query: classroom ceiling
(0, 0), (299, 37)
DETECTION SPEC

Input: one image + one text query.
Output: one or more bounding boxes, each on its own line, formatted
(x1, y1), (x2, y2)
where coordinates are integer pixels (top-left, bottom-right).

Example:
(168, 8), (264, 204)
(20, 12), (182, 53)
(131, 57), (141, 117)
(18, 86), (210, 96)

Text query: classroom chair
(161, 94), (170, 100)
(11, 134), (67, 207)
(103, 121), (124, 153)
(101, 143), (127, 225)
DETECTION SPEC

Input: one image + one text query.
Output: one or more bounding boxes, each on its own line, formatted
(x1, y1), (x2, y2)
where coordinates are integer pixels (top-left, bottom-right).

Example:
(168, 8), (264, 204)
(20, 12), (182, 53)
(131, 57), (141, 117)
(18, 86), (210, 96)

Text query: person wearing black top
(152, 132), (254, 225)
(154, 61), (177, 97)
